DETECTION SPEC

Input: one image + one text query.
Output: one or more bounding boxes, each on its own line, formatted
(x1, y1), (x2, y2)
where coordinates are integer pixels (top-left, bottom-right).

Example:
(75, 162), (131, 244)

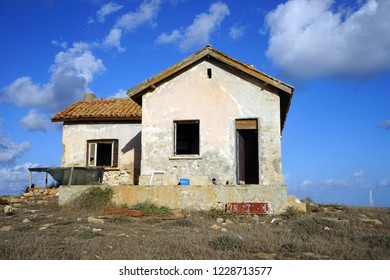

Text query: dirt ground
(1, 188), (389, 260)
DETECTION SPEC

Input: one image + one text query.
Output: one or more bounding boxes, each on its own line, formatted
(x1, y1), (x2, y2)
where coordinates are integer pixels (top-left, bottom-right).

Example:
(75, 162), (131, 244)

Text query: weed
(201, 207), (231, 220)
(54, 220), (73, 226)
(76, 187), (113, 212)
(108, 215), (132, 225)
(173, 219), (193, 227)
(209, 235), (243, 251)
(279, 243), (299, 253)
(128, 201), (173, 216)
(280, 207), (302, 219)
(0, 198), (8, 205)
(79, 229), (102, 239)
(362, 235), (390, 249)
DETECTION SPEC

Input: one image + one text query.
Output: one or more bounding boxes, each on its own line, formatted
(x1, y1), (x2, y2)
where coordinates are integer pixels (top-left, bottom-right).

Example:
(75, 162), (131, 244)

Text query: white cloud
(103, 28), (126, 52)
(115, 0), (161, 32)
(20, 109), (50, 132)
(0, 162), (38, 195)
(156, 30), (182, 44)
(265, 0), (390, 80)
(1, 42), (105, 112)
(378, 178), (390, 188)
(379, 120), (390, 130)
(97, 2), (123, 23)
(108, 88), (128, 98)
(51, 38), (68, 49)
(156, 2), (230, 51)
(300, 179), (313, 187)
(0, 131), (31, 163)
(229, 23), (246, 40)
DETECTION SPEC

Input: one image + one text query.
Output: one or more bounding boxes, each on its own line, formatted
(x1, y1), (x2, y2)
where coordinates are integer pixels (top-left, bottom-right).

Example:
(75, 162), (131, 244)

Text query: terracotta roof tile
(51, 98), (142, 122)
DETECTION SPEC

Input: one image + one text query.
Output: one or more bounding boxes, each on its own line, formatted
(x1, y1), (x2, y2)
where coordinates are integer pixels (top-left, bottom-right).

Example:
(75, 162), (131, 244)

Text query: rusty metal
(226, 202), (269, 215)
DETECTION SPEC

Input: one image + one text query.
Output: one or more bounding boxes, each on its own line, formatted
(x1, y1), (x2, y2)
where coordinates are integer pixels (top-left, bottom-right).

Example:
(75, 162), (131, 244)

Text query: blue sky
(0, 0), (389, 207)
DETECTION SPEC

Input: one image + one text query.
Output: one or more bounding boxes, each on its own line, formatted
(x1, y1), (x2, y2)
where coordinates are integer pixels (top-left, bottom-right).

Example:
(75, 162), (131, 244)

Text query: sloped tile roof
(51, 98), (141, 122)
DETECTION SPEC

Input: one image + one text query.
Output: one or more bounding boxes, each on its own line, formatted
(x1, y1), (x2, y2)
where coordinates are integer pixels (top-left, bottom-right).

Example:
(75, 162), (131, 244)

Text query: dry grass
(1, 197), (389, 260)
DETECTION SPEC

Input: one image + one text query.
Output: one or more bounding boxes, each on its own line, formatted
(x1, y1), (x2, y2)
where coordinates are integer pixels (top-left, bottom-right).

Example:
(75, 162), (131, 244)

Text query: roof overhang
(127, 45), (294, 132)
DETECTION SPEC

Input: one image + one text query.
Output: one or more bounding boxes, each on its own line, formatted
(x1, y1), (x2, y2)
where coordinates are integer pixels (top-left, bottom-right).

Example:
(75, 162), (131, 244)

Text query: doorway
(236, 119), (259, 184)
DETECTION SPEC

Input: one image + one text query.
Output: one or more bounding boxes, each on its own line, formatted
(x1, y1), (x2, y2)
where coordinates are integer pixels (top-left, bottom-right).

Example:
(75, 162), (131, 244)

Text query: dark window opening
(175, 121), (199, 155)
(97, 143), (112, 166)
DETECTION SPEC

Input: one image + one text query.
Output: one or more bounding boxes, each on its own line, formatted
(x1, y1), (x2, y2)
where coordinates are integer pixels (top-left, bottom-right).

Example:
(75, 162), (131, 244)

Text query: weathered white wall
(139, 61), (283, 186)
(61, 122), (141, 184)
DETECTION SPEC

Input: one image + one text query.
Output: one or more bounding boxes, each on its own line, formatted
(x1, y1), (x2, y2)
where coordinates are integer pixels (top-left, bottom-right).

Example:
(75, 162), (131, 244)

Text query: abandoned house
(51, 45), (294, 213)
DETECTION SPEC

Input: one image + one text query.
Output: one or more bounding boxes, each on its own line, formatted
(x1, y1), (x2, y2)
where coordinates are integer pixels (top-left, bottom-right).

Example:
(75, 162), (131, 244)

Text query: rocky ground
(1, 188), (389, 260)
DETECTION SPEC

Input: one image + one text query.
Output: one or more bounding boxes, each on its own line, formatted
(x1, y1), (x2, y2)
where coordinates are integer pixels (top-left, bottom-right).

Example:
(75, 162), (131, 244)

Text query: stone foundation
(59, 184), (288, 214)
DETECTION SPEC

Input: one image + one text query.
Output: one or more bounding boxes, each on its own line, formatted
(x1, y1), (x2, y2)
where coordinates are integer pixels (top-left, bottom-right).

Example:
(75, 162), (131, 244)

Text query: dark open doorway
(236, 119), (259, 184)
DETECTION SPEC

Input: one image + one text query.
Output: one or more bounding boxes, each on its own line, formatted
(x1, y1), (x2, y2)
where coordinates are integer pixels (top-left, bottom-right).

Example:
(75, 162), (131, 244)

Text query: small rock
(77, 218), (82, 222)
(210, 224), (221, 231)
(221, 228), (228, 232)
(221, 222), (227, 226)
(216, 218), (224, 224)
(88, 217), (105, 224)
(252, 215), (260, 223)
(237, 235), (244, 241)
(270, 218), (284, 225)
(324, 226), (330, 231)
(92, 228), (102, 233)
(39, 226), (48, 230)
(225, 219), (233, 224)
(1, 225), (13, 232)
(22, 218), (30, 223)
(4, 205), (15, 215)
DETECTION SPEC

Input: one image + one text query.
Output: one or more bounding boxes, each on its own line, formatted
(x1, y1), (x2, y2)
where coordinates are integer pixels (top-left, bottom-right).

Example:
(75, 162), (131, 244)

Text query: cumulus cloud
(108, 88), (128, 98)
(97, 2), (123, 23)
(0, 42), (105, 112)
(229, 23), (246, 40)
(103, 28), (125, 52)
(0, 162), (38, 195)
(20, 109), (50, 132)
(156, 2), (230, 51)
(115, 0), (161, 32)
(265, 0), (390, 80)
(378, 120), (390, 130)
(0, 132), (31, 163)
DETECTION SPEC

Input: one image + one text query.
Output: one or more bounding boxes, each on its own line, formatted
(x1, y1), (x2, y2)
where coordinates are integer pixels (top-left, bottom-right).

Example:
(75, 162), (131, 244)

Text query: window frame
(173, 120), (200, 156)
(86, 139), (118, 168)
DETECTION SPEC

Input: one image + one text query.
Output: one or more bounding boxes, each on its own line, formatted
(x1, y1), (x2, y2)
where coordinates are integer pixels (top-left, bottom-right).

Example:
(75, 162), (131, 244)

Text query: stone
(225, 219), (233, 224)
(252, 215), (260, 223)
(221, 227), (228, 232)
(321, 217), (349, 225)
(22, 218), (30, 223)
(323, 226), (330, 231)
(216, 218), (224, 224)
(1, 225), (13, 232)
(270, 218), (284, 225)
(77, 218), (82, 222)
(92, 228), (102, 233)
(361, 218), (383, 225)
(210, 224), (221, 230)
(88, 217), (105, 224)
(3, 205), (15, 215)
